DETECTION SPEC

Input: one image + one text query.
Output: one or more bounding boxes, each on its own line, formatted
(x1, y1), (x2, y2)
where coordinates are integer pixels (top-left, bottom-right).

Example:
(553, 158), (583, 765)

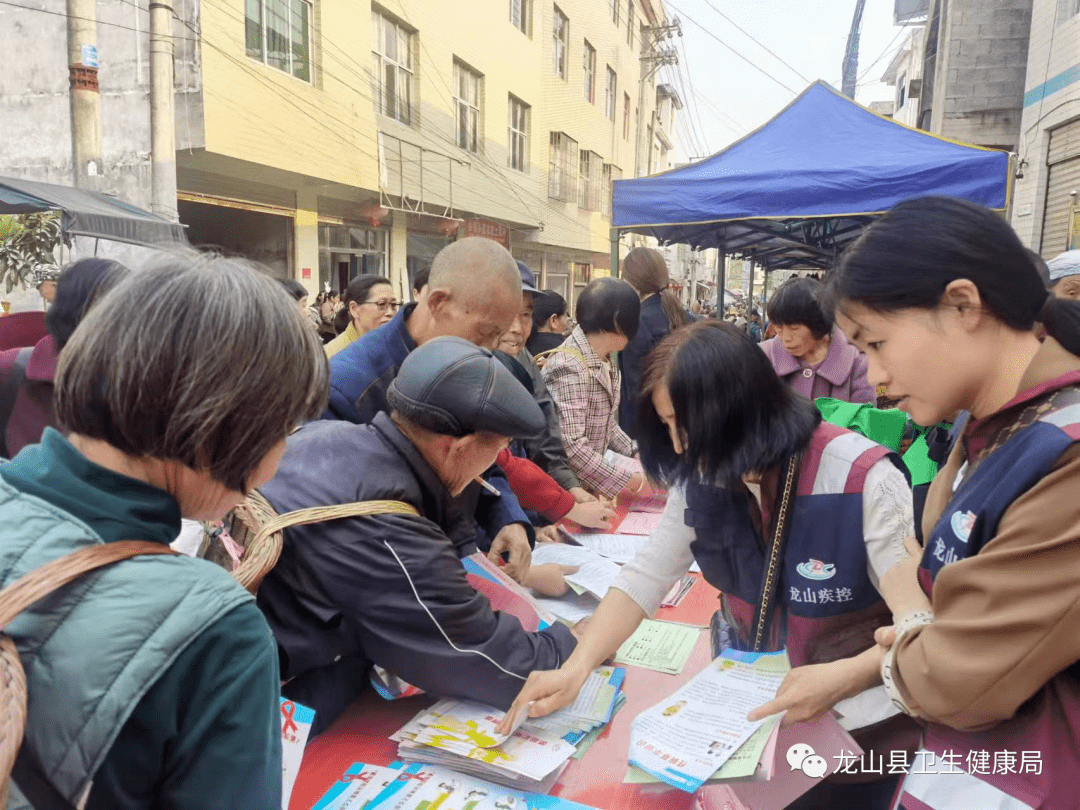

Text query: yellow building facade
(174, 0), (677, 304)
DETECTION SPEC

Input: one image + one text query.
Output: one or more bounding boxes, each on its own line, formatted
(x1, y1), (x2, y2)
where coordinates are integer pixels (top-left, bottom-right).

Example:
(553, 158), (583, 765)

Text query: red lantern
(359, 200), (390, 227)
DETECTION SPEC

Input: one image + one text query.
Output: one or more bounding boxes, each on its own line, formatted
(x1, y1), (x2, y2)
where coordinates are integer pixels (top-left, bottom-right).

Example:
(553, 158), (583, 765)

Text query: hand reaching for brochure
(565, 499), (618, 529)
(489, 524), (531, 584)
(523, 563), (580, 597)
(495, 666), (590, 736)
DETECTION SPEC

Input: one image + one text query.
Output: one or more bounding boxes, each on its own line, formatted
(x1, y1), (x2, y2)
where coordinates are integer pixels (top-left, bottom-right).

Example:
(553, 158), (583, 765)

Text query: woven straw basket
(0, 542), (177, 807)
(203, 492), (420, 593)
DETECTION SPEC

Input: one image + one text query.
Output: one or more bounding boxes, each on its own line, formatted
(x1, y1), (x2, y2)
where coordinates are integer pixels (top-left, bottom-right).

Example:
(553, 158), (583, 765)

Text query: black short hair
(766, 277), (832, 339)
(532, 290), (568, 328)
(278, 278), (308, 302)
(637, 320), (820, 487)
(826, 196), (1080, 357)
(47, 258), (131, 349)
(574, 277), (640, 339)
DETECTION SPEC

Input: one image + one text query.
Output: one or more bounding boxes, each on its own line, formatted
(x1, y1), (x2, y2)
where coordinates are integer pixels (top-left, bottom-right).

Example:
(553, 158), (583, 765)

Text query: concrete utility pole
(67, 0), (103, 188)
(150, 0), (178, 220)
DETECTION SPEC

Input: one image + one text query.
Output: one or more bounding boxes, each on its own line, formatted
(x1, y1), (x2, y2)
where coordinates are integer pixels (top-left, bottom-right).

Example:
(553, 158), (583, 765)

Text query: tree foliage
(0, 213), (62, 294)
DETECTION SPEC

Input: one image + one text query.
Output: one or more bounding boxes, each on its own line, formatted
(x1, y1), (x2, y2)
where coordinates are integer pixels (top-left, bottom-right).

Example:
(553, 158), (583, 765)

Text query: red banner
(464, 218), (510, 248)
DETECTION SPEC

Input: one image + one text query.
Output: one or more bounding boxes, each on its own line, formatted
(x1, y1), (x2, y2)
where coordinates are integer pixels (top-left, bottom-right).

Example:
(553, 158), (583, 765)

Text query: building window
(605, 67), (617, 120)
(245, 0), (312, 82)
(626, 0), (634, 46)
(510, 0), (531, 35)
(601, 163), (621, 218)
(454, 60), (481, 152)
(553, 6), (568, 79)
(610, 0), (618, 25)
(583, 40), (596, 103)
(372, 8), (414, 124)
(1058, 0), (1080, 22)
(548, 131), (579, 201)
(578, 150), (602, 211)
(508, 95), (530, 171)
(622, 92), (630, 139)
(897, 71), (906, 108)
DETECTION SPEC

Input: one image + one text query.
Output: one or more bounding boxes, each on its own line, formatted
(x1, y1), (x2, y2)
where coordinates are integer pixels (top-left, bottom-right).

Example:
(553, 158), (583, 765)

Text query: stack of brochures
(313, 762), (602, 810)
(391, 667), (626, 793)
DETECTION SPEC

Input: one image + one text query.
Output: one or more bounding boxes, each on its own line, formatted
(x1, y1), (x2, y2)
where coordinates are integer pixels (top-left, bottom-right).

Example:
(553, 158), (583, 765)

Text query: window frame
(610, 0), (619, 25)
(553, 5), (568, 79)
(371, 8), (416, 125)
(626, 0), (634, 47)
(508, 94), (530, 172)
(578, 150), (602, 211)
(622, 92), (631, 139)
(510, 0), (531, 35)
(583, 40), (596, 103)
(548, 131), (579, 201)
(245, 0), (313, 83)
(605, 66), (617, 121)
(454, 59), (482, 153)
(601, 163), (621, 218)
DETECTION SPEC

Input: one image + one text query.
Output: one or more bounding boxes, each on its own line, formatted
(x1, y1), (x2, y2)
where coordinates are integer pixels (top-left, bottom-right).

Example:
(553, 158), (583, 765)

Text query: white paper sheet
(628, 650), (790, 792)
(531, 543), (622, 600)
(573, 533), (651, 564)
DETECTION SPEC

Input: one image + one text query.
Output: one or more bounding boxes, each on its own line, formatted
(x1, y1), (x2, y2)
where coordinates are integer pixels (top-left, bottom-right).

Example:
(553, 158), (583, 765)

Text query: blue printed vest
(900, 380), (1080, 810)
(686, 422), (901, 668)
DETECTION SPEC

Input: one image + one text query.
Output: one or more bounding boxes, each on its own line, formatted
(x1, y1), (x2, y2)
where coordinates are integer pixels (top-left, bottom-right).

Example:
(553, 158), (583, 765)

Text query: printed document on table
(628, 649), (790, 792)
(531, 543), (621, 600)
(614, 619), (702, 675)
(573, 533), (651, 564)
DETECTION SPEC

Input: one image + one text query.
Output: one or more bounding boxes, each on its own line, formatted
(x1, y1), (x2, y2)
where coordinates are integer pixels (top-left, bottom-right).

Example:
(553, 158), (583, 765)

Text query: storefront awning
(0, 176), (187, 247)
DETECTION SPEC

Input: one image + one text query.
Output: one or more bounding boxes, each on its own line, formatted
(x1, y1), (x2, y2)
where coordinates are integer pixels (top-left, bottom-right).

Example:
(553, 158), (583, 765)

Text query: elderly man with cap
(256, 338), (579, 733)
(1048, 250), (1080, 299)
(326, 237), (535, 580)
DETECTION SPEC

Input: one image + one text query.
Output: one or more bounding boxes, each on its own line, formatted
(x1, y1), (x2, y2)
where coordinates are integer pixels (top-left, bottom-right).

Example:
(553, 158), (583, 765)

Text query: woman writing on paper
(781, 197), (1080, 810)
(500, 319), (918, 807)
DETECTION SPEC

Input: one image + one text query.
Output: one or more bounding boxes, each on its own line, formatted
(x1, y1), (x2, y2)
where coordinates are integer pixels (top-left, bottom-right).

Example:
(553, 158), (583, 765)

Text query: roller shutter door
(1041, 119), (1080, 257)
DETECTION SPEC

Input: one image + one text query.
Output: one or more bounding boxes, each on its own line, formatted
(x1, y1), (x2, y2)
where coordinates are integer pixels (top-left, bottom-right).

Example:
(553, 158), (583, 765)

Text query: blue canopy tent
(611, 81), (1012, 273)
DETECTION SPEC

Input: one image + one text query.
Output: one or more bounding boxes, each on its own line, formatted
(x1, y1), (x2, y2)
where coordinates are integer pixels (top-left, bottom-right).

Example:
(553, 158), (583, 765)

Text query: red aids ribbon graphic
(281, 701), (299, 735)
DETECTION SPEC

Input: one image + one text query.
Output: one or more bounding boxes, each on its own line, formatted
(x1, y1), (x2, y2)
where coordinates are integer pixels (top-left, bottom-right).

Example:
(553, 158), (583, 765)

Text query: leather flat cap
(387, 337), (546, 438)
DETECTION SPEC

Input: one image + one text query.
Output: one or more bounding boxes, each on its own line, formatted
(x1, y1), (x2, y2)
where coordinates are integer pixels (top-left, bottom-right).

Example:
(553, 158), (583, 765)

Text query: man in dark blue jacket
(326, 237), (535, 579)
(259, 339), (578, 733)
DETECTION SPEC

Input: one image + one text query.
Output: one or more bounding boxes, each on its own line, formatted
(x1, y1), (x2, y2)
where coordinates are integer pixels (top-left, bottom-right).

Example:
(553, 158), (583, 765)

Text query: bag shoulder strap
(0, 346), (33, 460)
(533, 346), (588, 367)
(0, 541), (179, 628)
(248, 499), (421, 550)
(751, 451), (802, 653)
(0, 541), (179, 810)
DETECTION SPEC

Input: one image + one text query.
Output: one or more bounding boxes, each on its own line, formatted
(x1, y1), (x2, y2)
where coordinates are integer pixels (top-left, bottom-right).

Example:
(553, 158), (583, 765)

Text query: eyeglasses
(361, 299), (399, 313)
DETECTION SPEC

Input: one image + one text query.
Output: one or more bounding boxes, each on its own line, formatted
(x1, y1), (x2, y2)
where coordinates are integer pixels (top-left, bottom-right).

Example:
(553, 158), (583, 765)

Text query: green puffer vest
(0, 478), (253, 808)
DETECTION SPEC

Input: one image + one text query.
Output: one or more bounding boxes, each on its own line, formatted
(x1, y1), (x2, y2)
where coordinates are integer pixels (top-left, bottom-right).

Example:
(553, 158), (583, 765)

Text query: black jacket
(257, 414), (576, 733)
(619, 295), (675, 437)
(519, 348), (580, 492)
(526, 330), (565, 357)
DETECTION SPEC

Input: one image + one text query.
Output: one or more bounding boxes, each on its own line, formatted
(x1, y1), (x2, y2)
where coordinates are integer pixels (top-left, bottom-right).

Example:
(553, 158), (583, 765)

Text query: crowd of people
(0, 196), (1079, 810)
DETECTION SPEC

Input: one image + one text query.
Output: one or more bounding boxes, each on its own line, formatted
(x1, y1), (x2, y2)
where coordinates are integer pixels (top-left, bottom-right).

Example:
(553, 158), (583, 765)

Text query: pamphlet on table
(315, 761), (603, 810)
(280, 697), (314, 809)
(391, 668), (625, 793)
(613, 618), (702, 675)
(628, 649), (790, 792)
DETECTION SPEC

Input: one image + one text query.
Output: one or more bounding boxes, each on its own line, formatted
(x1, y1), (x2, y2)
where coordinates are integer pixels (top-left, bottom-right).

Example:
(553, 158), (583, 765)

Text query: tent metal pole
(716, 251), (725, 312)
(747, 260), (755, 318)
(610, 228), (620, 278)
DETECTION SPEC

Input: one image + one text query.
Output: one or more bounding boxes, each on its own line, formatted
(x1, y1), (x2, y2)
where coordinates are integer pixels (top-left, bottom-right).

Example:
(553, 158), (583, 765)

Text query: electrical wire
(696, 0), (810, 85)
(663, 0), (798, 95)
(855, 25), (907, 83)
